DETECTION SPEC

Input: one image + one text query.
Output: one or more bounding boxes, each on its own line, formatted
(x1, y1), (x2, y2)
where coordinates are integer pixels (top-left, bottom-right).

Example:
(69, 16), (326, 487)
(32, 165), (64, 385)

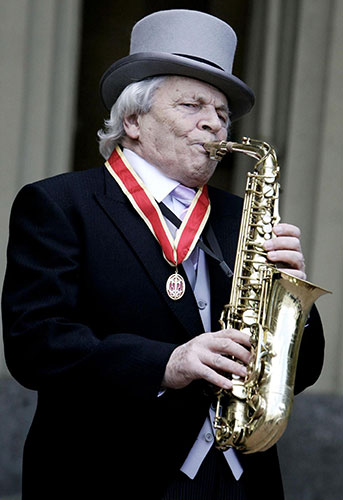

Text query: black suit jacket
(2, 165), (324, 499)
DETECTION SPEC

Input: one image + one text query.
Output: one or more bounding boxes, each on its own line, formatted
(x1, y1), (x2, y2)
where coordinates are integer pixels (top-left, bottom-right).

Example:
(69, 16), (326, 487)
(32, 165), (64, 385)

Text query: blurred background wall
(0, 0), (342, 498)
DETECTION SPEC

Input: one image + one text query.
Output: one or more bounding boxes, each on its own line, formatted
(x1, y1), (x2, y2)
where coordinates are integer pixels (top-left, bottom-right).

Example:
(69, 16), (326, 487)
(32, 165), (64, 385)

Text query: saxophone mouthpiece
(203, 141), (234, 161)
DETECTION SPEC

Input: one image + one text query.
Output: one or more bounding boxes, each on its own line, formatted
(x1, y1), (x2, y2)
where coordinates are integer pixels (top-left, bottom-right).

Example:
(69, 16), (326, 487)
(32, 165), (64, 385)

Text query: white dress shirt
(122, 148), (243, 480)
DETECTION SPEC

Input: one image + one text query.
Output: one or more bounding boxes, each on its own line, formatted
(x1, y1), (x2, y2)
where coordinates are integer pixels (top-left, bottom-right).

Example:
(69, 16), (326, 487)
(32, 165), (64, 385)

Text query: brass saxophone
(204, 137), (329, 454)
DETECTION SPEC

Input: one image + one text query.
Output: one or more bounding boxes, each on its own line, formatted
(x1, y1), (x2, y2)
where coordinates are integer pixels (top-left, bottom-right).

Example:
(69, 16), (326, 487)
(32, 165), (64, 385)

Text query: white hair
(97, 76), (168, 159)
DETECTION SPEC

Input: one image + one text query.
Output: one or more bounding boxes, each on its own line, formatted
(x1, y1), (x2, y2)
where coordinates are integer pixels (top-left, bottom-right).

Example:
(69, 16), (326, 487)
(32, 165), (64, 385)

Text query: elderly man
(2, 9), (324, 500)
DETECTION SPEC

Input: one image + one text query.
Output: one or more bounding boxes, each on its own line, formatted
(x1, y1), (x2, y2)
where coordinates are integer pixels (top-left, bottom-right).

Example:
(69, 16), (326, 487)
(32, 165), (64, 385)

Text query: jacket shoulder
(31, 166), (104, 194)
(14, 166), (105, 209)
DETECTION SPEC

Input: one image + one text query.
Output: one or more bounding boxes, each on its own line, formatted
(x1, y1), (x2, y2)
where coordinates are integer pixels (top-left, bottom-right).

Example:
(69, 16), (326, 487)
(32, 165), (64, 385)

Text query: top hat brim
(100, 52), (254, 122)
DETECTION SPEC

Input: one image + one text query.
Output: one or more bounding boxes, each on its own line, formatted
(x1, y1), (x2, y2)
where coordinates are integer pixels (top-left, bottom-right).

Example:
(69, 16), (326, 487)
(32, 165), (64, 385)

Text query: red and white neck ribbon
(105, 146), (211, 267)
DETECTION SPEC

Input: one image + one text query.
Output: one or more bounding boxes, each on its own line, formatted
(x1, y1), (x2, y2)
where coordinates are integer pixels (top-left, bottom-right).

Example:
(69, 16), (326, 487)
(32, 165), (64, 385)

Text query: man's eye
(182, 103), (199, 108)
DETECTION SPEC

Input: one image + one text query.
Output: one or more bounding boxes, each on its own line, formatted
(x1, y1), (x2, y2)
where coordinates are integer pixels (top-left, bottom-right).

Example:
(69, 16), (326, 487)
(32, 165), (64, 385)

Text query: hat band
(173, 53), (225, 71)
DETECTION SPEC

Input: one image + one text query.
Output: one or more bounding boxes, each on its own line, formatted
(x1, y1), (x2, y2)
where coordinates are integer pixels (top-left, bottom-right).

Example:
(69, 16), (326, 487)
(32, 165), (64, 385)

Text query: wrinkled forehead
(154, 76), (229, 110)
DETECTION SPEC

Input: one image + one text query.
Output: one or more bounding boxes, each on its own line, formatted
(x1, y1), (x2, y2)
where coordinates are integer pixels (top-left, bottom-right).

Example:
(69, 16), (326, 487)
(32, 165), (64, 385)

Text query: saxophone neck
(204, 137), (275, 163)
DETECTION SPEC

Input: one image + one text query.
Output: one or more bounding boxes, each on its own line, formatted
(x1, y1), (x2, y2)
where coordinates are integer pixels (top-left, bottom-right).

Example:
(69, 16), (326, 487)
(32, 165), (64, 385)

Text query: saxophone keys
(263, 175), (277, 184)
(262, 184), (276, 197)
(256, 221), (272, 238)
(263, 223), (273, 235)
(242, 309), (258, 326)
(262, 214), (272, 224)
(248, 394), (266, 419)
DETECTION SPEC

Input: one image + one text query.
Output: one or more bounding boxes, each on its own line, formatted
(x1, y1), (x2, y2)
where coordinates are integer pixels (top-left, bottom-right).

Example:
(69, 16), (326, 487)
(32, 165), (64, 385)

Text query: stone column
(0, 0), (82, 375)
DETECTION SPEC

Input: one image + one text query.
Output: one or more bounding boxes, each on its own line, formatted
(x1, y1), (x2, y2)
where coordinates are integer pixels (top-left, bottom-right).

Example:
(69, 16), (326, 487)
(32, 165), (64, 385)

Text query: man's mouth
(190, 141), (215, 153)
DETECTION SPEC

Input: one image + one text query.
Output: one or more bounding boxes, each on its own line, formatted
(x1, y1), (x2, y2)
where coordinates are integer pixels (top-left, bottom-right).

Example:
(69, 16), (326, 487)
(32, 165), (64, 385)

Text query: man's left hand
(263, 223), (306, 280)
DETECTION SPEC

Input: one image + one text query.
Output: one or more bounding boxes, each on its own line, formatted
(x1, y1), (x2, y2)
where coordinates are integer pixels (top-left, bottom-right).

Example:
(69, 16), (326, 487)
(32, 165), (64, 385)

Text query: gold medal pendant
(166, 269), (185, 300)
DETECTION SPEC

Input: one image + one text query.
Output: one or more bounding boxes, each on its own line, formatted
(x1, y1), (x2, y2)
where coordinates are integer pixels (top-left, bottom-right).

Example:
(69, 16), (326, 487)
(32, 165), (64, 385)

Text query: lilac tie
(171, 184), (196, 220)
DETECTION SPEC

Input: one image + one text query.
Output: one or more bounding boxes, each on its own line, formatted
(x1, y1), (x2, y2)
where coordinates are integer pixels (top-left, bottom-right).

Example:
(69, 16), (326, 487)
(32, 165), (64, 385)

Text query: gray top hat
(100, 9), (254, 122)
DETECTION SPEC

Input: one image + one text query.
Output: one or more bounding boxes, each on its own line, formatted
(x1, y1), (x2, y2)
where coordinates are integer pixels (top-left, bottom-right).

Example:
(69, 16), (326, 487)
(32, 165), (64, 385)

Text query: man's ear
(123, 114), (140, 140)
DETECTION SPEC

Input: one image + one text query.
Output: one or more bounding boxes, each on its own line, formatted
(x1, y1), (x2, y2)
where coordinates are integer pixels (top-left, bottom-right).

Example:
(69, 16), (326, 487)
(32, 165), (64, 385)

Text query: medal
(166, 270), (186, 300)
(105, 147), (211, 300)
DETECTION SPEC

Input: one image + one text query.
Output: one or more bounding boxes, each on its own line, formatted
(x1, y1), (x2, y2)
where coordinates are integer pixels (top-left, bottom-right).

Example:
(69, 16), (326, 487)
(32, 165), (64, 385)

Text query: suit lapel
(94, 166), (204, 338)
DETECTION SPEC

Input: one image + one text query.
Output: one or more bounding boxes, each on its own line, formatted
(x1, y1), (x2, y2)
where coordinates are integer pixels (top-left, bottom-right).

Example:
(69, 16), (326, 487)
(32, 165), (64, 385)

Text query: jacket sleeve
(1, 183), (176, 399)
(294, 304), (325, 395)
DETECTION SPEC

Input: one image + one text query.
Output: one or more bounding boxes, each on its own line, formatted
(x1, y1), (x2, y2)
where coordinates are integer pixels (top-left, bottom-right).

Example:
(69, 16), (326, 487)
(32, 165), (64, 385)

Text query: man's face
(124, 76), (229, 187)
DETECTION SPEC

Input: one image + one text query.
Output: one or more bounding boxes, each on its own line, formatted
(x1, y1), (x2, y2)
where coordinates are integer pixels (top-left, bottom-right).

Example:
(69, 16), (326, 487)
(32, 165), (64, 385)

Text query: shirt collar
(123, 148), (179, 203)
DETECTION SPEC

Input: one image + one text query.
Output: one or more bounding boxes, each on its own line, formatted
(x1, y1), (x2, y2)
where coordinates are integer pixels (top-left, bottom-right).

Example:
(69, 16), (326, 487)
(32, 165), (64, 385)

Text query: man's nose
(198, 106), (222, 133)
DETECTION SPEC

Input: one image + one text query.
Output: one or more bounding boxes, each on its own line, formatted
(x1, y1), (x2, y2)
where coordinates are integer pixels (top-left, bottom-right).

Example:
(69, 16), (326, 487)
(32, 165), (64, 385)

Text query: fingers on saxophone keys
(211, 354), (247, 379)
(266, 249), (305, 273)
(278, 268), (307, 280)
(264, 236), (302, 252)
(210, 332), (250, 373)
(202, 367), (233, 390)
(215, 328), (251, 346)
(273, 223), (301, 238)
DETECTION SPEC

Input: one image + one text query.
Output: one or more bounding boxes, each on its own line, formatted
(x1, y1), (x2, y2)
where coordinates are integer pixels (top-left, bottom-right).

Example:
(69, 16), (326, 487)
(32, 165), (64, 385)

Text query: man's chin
(182, 164), (217, 187)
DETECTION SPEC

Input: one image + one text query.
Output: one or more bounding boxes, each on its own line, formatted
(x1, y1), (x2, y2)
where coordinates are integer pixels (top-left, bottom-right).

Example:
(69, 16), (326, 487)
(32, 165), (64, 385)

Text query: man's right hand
(162, 329), (251, 390)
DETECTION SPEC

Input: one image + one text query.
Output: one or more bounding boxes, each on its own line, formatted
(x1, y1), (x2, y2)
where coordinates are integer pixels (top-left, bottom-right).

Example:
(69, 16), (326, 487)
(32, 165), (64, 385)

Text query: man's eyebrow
(182, 94), (229, 111)
(216, 103), (229, 113)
